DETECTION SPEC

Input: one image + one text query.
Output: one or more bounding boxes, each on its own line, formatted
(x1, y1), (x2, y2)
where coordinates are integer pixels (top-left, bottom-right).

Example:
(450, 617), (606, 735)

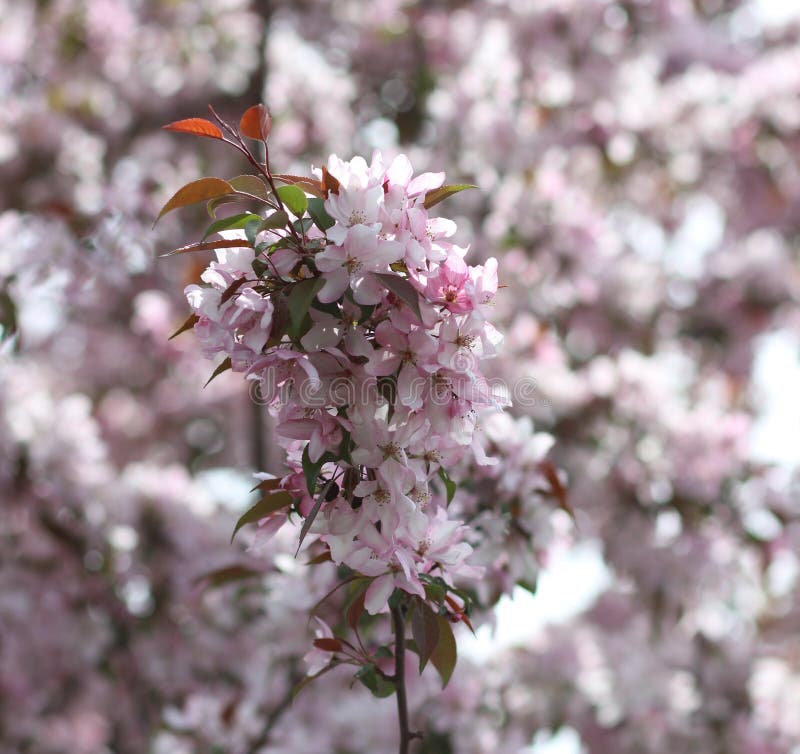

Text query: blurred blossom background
(2, 1), (800, 753)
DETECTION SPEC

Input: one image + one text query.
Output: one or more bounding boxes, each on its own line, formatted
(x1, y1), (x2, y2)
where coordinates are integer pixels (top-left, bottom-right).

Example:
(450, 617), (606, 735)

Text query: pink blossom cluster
(184, 152), (507, 614)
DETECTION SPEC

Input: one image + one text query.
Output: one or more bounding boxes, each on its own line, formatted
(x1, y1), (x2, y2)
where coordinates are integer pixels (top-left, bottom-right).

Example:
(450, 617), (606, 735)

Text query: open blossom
(184, 151), (505, 620)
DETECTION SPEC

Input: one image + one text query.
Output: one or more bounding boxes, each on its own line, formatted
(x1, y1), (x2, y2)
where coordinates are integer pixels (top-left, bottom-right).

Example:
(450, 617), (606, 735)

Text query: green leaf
(423, 184), (477, 210)
(307, 197), (335, 231)
(372, 272), (422, 321)
(155, 177), (234, 224)
(355, 664), (395, 698)
(204, 357), (232, 387)
(230, 490), (293, 542)
(277, 184), (308, 217)
(202, 213), (262, 240)
(287, 278), (324, 337)
(168, 313), (198, 340)
(423, 581), (447, 606)
(296, 476), (334, 556)
(229, 174), (271, 202)
(411, 601), (440, 673)
(245, 218), (262, 246)
(430, 616), (457, 688)
(301, 446), (332, 496)
(258, 210), (289, 233)
(293, 217), (315, 234)
(438, 467), (457, 504)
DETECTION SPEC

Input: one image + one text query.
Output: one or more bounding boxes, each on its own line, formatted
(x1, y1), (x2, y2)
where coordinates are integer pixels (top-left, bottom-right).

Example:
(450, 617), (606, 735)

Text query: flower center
(380, 441), (401, 460)
(348, 209), (366, 225)
(346, 256), (363, 274)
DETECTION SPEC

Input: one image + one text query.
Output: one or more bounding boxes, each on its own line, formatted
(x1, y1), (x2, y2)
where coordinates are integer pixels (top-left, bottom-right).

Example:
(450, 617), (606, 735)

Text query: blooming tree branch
(161, 104), (507, 747)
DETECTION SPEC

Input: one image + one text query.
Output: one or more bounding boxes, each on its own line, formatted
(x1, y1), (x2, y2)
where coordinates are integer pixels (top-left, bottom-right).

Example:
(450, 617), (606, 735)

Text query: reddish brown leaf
(250, 477), (281, 494)
(273, 173), (325, 199)
(306, 550), (334, 566)
(239, 104), (272, 140)
(445, 594), (475, 634)
(155, 177), (234, 224)
(193, 564), (261, 589)
(168, 313), (198, 340)
(230, 490), (293, 542)
(411, 601), (440, 673)
(220, 276), (249, 305)
(423, 183), (477, 210)
(162, 118), (223, 140)
(430, 615), (457, 688)
(162, 238), (252, 257)
(538, 460), (574, 520)
(321, 165), (340, 197)
(313, 638), (343, 653)
(346, 584), (368, 631)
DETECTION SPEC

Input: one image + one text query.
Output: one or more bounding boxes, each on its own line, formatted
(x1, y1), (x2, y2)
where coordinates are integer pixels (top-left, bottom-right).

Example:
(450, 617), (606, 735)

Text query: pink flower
(423, 255), (472, 313)
(315, 225), (403, 304)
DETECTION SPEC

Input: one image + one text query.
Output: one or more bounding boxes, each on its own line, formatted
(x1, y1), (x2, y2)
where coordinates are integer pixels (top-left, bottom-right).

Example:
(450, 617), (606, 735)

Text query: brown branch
(391, 603), (414, 754)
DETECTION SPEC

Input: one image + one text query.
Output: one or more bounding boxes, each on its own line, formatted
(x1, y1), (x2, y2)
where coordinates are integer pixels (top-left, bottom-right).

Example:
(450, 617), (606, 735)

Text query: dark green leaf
(307, 197), (335, 231)
(355, 664), (395, 698)
(245, 218), (262, 246)
(516, 578), (538, 595)
(423, 581), (447, 606)
(259, 210), (289, 233)
(423, 184), (477, 210)
(0, 289), (17, 341)
(293, 217), (315, 234)
(301, 446), (333, 497)
(411, 601), (441, 673)
(202, 213), (262, 241)
(230, 490), (293, 542)
(372, 272), (422, 321)
(204, 357), (232, 387)
(430, 616), (457, 688)
(287, 278), (324, 336)
(277, 184), (308, 217)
